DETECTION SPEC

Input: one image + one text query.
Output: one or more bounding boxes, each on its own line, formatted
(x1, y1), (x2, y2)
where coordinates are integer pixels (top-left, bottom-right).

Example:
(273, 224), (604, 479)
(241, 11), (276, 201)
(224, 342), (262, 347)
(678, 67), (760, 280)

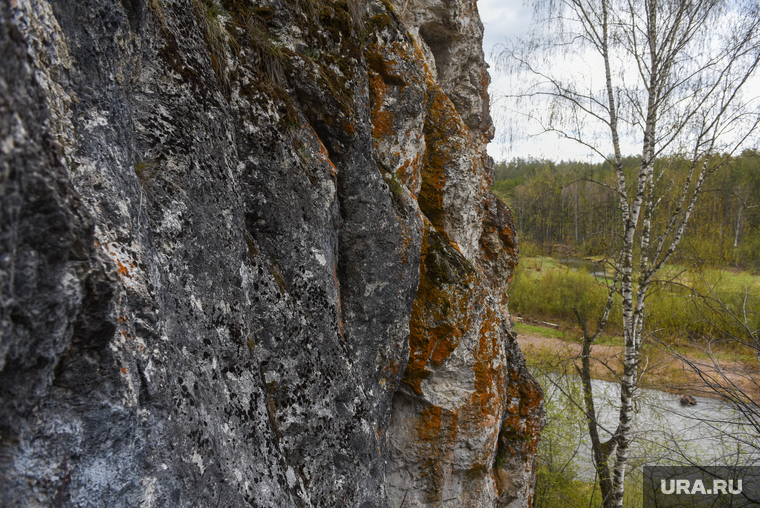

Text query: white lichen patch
(215, 326), (230, 342)
(139, 476), (157, 508)
(84, 112), (109, 131)
(190, 451), (205, 474)
(286, 466), (297, 488)
(364, 281), (387, 297)
(1, 112), (27, 155)
(158, 201), (187, 236)
(312, 248), (326, 266)
(190, 295), (203, 313)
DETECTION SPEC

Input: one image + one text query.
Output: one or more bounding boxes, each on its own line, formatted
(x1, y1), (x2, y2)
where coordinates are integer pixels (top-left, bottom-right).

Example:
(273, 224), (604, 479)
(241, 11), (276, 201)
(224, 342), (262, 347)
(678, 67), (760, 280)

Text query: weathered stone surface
(366, 0), (543, 504)
(389, 0), (492, 138)
(0, 0), (542, 507)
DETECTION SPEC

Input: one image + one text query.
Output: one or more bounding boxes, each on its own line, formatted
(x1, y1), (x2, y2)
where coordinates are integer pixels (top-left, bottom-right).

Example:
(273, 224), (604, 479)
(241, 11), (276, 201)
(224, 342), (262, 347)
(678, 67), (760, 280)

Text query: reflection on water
(539, 372), (760, 481)
(559, 256), (608, 278)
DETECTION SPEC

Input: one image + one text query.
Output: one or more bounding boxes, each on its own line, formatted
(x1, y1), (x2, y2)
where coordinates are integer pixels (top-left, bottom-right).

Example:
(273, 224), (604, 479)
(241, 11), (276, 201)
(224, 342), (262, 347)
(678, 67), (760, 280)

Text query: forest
(492, 150), (760, 270)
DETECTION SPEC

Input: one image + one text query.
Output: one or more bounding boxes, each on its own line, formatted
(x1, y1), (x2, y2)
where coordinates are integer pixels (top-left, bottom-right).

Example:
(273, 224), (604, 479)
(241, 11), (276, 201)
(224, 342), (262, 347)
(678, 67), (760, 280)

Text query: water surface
(540, 373), (760, 481)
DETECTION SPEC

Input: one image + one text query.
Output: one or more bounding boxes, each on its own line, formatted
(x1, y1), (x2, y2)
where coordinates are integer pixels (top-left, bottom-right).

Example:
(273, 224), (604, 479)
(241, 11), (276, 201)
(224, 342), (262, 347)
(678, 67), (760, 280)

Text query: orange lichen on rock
(415, 404), (459, 503)
(391, 182), (542, 506)
(403, 222), (474, 391)
(472, 311), (500, 398)
(477, 193), (520, 317)
(428, 324), (459, 367)
(373, 0), (544, 504)
(418, 81), (489, 258)
(396, 215), (533, 503)
(365, 23), (427, 196)
(116, 260), (130, 277)
(368, 71), (395, 139)
(495, 357), (544, 483)
(418, 88), (461, 229)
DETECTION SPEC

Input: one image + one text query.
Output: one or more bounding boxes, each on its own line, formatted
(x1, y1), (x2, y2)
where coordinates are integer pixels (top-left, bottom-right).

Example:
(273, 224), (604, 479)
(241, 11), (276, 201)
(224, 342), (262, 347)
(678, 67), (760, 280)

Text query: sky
(478, 0), (608, 163)
(478, 0), (760, 164)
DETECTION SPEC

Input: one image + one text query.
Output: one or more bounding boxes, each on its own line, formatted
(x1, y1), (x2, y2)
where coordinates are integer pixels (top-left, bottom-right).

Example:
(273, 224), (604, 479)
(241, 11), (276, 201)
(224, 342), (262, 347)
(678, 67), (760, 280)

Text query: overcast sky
(479, 0), (609, 163)
(478, 0), (760, 164)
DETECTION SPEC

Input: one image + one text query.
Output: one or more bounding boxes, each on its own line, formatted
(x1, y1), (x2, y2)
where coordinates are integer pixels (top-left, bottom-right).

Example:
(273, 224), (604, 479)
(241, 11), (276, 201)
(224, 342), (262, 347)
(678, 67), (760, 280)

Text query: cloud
(479, 0), (760, 163)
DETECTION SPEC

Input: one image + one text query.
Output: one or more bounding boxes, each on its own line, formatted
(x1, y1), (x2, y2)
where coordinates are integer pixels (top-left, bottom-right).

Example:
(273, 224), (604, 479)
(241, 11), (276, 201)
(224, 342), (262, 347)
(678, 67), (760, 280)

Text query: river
(538, 372), (760, 481)
(558, 256), (609, 278)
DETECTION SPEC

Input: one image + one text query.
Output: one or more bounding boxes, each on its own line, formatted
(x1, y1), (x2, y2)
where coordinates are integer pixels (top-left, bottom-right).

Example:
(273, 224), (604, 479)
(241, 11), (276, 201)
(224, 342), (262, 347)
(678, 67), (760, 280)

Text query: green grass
(511, 255), (760, 352)
(509, 257), (621, 334)
(514, 322), (566, 340)
(514, 321), (621, 346)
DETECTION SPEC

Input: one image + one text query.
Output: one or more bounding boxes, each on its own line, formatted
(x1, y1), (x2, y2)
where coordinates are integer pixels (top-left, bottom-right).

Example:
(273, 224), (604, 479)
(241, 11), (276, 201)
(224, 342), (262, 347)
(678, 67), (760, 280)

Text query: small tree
(531, 366), (597, 508)
(497, 0), (760, 506)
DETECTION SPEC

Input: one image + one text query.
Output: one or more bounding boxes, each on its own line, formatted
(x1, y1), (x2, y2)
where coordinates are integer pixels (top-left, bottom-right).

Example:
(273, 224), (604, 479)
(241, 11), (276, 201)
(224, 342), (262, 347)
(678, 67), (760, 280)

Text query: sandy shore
(515, 329), (760, 400)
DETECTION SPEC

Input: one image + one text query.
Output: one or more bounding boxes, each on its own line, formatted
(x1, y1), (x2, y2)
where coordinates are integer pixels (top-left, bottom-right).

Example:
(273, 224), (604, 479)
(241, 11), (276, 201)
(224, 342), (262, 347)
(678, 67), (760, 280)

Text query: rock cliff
(0, 0), (543, 506)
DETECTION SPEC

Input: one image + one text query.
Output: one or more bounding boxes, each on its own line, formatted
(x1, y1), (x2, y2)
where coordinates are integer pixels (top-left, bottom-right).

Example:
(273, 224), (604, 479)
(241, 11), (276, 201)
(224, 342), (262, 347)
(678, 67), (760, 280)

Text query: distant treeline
(492, 150), (760, 270)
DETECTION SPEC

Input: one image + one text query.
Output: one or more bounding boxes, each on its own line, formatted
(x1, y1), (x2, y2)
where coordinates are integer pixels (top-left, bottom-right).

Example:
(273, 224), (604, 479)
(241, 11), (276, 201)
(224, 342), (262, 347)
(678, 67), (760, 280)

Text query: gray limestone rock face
(0, 0), (543, 507)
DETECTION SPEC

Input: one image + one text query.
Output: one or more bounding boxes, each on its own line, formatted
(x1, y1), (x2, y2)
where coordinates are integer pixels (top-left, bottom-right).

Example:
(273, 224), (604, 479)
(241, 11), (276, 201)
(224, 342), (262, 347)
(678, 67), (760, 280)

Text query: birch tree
(497, 0), (760, 506)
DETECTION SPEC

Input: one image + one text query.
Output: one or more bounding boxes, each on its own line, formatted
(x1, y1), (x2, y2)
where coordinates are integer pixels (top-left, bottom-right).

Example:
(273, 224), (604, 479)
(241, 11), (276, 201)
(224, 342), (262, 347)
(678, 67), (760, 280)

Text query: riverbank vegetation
(509, 255), (760, 351)
(494, 0), (760, 500)
(527, 359), (759, 508)
(508, 253), (760, 397)
(531, 367), (651, 508)
(494, 152), (760, 367)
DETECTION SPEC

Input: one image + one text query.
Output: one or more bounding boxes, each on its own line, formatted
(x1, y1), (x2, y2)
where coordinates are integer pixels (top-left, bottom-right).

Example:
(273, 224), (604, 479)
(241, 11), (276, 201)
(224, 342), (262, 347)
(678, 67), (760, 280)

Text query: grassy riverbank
(510, 256), (760, 397)
(511, 255), (760, 344)
(512, 271), (760, 507)
(519, 317), (760, 508)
